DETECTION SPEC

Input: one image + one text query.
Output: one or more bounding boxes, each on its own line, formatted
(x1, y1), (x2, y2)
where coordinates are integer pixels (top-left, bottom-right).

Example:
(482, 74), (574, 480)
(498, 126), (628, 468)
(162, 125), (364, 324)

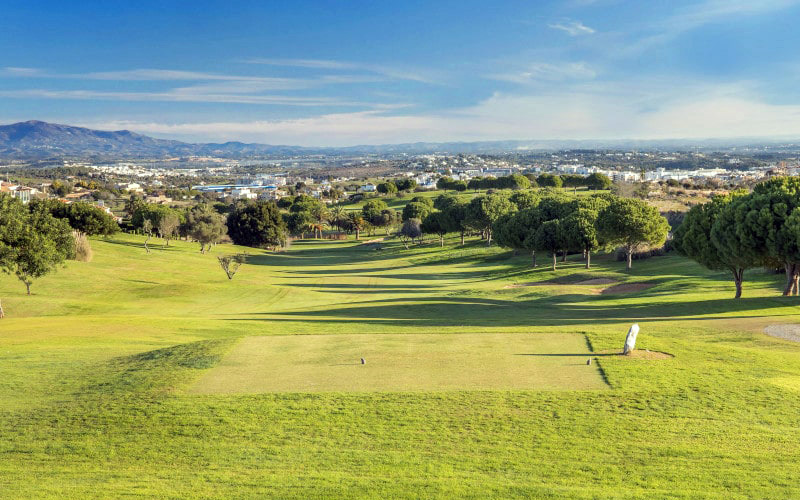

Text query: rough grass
(1, 232), (800, 498)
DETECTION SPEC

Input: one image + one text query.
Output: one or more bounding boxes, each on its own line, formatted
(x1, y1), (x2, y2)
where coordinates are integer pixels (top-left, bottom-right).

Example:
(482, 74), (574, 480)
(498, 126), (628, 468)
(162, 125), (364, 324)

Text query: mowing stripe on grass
(189, 332), (609, 393)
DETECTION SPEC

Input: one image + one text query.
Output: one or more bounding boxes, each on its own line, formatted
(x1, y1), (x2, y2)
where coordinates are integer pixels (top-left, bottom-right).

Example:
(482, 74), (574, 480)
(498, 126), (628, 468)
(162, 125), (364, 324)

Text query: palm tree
(330, 206), (346, 232)
(348, 213), (365, 240)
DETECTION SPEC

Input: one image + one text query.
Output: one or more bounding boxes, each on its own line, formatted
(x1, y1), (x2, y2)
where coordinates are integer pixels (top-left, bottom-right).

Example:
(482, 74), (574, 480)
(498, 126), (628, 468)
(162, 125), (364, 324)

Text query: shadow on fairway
(514, 353), (617, 357)
(230, 294), (796, 328)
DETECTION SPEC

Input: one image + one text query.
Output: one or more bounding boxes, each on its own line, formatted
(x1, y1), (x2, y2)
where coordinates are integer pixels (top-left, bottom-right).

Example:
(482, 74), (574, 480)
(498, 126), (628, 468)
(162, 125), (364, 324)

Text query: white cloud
(1, 67), (43, 76)
(73, 80), (800, 146)
(0, 88), (366, 107)
(619, 0), (800, 57)
(492, 62), (596, 83)
(241, 57), (444, 84)
(548, 20), (595, 36)
(669, 0), (800, 30)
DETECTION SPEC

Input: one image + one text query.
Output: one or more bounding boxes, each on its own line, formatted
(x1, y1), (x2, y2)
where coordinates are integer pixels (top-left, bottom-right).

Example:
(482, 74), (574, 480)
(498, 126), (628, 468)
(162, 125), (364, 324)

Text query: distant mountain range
(1, 120), (799, 160)
(0, 120), (307, 159)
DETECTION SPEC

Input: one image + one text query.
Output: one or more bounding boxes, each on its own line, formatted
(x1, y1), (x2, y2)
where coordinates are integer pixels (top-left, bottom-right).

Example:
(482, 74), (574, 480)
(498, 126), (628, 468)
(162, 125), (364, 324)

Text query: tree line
(400, 190), (669, 270)
(674, 176), (800, 298)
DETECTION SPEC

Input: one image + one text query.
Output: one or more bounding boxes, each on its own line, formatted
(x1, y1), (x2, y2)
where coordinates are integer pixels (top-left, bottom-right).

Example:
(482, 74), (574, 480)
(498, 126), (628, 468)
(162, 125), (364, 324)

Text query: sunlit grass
(1, 232), (800, 498)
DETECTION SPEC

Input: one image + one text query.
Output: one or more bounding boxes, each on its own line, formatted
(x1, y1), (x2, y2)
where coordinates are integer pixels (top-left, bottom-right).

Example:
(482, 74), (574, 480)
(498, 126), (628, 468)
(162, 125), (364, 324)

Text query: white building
(231, 188), (257, 200)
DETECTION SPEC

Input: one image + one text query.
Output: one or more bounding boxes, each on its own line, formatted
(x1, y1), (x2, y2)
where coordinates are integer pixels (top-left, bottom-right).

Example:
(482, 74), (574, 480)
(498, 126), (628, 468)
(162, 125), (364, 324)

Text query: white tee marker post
(623, 324), (639, 355)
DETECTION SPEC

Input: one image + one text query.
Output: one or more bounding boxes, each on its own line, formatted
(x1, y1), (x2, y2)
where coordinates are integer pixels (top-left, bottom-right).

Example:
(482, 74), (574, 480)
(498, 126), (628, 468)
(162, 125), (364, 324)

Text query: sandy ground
(504, 279), (655, 295)
(575, 278), (617, 285)
(764, 324), (800, 343)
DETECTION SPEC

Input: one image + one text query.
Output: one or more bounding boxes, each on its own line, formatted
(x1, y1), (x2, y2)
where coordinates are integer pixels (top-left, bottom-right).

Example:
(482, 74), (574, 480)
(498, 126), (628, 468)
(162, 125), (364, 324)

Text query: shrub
(72, 231), (93, 262)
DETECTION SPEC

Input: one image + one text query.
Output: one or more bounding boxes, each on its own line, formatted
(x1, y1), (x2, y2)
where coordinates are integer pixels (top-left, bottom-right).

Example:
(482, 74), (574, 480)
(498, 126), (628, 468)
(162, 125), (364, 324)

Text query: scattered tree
(227, 200), (287, 249)
(158, 213), (180, 246)
(142, 219), (153, 253)
(377, 181), (398, 195)
(421, 211), (450, 247)
(675, 192), (754, 298)
(0, 196), (74, 295)
(465, 194), (516, 246)
(537, 173), (563, 188)
(187, 204), (227, 253)
(402, 201), (432, 221)
(586, 173), (612, 190)
(218, 254), (246, 280)
(532, 219), (565, 270)
(398, 218), (422, 249)
(598, 198), (670, 270)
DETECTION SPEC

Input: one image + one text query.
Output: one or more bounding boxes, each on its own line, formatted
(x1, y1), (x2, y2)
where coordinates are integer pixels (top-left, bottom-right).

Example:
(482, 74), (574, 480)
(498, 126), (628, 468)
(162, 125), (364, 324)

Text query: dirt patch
(597, 349), (674, 360)
(764, 324), (800, 343)
(361, 238), (385, 244)
(503, 279), (652, 295)
(504, 278), (616, 289)
(575, 278), (618, 285)
(504, 281), (557, 289)
(601, 283), (655, 295)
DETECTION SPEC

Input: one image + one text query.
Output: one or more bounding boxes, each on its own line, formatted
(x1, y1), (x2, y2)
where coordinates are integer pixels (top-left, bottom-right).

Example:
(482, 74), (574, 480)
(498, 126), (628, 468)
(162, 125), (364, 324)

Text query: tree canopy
(674, 191), (753, 298)
(186, 204), (227, 253)
(598, 197), (669, 270)
(0, 194), (74, 295)
(227, 200), (287, 249)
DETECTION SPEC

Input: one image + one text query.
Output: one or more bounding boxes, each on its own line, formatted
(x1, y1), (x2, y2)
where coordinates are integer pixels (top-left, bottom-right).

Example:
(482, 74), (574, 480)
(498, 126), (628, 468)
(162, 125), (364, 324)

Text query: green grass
(190, 333), (608, 393)
(1, 232), (800, 498)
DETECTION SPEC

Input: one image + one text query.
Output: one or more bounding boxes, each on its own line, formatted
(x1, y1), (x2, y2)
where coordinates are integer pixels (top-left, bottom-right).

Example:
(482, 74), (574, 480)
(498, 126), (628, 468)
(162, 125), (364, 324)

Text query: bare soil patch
(575, 278), (617, 285)
(764, 324), (800, 343)
(504, 281), (557, 289)
(597, 349), (674, 360)
(601, 283), (655, 295)
(362, 238), (385, 244)
(504, 278), (617, 289)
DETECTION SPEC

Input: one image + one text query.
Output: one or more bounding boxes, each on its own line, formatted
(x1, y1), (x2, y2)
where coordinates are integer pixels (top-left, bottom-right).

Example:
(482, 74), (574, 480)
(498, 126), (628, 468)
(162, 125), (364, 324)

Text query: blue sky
(3, 0), (800, 145)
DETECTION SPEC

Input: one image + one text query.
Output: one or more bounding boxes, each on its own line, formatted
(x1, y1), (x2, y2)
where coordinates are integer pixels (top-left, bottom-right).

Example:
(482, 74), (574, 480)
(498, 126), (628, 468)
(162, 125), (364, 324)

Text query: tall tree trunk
(460, 231), (465, 245)
(144, 234), (151, 253)
(0, 299), (4, 318)
(552, 253), (557, 271)
(355, 228), (360, 240)
(531, 250), (536, 268)
(561, 250), (567, 262)
(783, 263), (796, 296)
(25, 281), (31, 296)
(440, 235), (444, 247)
(486, 229), (492, 247)
(586, 250), (591, 269)
(626, 247), (633, 270)
(733, 268), (743, 299)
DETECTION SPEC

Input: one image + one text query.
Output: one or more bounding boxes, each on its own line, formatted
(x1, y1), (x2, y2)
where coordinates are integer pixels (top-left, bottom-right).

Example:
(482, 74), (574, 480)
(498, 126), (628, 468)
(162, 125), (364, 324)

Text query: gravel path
(764, 324), (800, 343)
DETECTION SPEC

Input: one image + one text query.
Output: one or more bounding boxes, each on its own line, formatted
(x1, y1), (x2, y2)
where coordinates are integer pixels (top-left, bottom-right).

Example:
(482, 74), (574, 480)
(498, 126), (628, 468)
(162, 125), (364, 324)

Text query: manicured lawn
(1, 231), (800, 498)
(190, 332), (608, 393)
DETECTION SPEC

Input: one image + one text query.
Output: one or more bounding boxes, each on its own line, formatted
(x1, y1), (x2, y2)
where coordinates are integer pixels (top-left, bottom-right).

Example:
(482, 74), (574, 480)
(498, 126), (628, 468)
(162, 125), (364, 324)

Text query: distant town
(1, 145), (797, 220)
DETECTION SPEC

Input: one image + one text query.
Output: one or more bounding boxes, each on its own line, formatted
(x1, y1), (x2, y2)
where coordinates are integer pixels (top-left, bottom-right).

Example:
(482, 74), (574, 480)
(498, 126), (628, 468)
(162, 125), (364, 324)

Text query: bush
(72, 231), (93, 262)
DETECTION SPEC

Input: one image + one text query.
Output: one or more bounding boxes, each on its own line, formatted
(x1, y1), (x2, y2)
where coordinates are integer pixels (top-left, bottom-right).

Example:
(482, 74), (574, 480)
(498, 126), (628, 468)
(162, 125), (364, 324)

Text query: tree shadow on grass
(514, 353), (618, 357)
(226, 294), (799, 328)
(101, 239), (184, 252)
